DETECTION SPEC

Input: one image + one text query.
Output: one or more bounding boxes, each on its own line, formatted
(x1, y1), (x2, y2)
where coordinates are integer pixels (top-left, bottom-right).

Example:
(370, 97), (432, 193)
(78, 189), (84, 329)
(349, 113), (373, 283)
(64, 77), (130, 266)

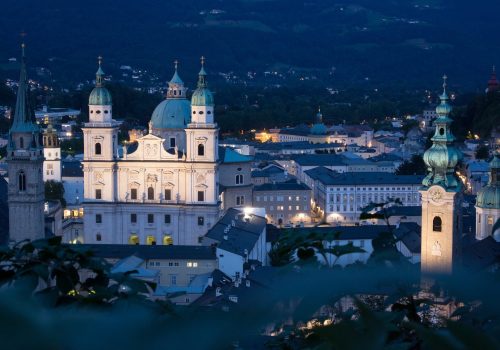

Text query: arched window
(432, 216), (442, 232)
(146, 235), (156, 245)
(18, 171), (26, 192)
(19, 137), (24, 148)
(198, 144), (205, 156)
(147, 186), (154, 200)
(95, 143), (102, 155)
(163, 235), (173, 245)
(236, 174), (243, 185)
(129, 234), (139, 245)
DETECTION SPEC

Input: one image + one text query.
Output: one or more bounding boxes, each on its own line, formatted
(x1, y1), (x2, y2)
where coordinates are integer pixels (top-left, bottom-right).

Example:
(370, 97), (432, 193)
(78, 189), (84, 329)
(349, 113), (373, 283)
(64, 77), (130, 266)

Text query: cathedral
(82, 58), (220, 246)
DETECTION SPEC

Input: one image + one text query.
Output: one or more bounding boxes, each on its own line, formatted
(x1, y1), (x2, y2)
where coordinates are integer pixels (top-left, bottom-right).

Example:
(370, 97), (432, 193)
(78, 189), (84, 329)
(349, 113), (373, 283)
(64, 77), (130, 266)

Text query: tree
(395, 154), (427, 175)
(475, 145), (489, 160)
(45, 180), (66, 207)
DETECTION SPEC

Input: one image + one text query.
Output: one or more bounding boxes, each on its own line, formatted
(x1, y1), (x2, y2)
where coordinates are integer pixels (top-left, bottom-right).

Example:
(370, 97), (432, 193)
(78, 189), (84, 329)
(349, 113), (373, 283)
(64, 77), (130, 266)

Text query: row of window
(328, 186), (415, 192)
(192, 110), (212, 115)
(269, 205), (307, 211)
(90, 109), (110, 114)
(96, 188), (206, 202)
(255, 195), (307, 202)
(95, 213), (205, 226)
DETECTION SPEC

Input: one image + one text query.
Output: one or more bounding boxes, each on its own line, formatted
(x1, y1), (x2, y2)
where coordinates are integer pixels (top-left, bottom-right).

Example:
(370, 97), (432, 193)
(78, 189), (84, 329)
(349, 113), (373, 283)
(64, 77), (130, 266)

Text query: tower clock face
(429, 187), (443, 203)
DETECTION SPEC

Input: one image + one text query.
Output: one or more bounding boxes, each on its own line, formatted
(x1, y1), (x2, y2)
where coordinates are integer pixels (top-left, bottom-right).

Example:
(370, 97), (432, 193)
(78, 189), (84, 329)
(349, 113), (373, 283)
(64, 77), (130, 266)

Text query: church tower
(475, 153), (500, 240)
(42, 124), (61, 182)
(420, 76), (463, 275)
(185, 57), (219, 204)
(6, 42), (45, 242)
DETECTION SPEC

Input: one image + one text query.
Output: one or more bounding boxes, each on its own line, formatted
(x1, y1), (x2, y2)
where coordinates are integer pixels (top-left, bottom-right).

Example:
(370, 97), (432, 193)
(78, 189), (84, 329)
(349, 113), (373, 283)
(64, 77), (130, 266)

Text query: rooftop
(253, 180), (310, 192)
(305, 167), (424, 186)
(71, 244), (216, 260)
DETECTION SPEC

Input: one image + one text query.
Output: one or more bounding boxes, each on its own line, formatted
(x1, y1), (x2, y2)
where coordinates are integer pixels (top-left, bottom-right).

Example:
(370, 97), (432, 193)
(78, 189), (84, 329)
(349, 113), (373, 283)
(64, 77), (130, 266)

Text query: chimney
(216, 287), (222, 297)
(223, 234), (228, 240)
(245, 280), (250, 288)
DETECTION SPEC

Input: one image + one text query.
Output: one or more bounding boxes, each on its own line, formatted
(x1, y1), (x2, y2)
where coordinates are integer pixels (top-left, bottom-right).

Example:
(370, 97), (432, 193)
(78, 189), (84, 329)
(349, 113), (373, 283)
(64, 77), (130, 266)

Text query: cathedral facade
(82, 58), (220, 246)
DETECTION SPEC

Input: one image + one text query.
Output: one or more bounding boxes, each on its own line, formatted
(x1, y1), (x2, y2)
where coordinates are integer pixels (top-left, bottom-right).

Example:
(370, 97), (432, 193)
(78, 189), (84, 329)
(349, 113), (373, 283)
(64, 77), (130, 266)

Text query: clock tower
(420, 76), (463, 275)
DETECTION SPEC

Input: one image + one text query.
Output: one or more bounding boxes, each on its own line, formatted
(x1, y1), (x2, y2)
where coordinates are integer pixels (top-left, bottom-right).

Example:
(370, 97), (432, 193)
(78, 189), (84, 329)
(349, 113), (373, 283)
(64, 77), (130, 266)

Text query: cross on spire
(200, 56), (205, 67)
(174, 59), (179, 70)
(98, 55), (103, 67)
(20, 31), (27, 57)
(442, 74), (447, 90)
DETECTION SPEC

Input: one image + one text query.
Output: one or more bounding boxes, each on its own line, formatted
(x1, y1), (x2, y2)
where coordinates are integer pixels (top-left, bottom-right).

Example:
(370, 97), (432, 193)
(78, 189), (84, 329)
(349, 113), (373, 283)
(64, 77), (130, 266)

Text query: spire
(96, 55), (104, 87)
(422, 75), (462, 191)
(11, 37), (36, 132)
(169, 59), (184, 85)
(316, 106), (323, 124)
(197, 56), (207, 88)
(487, 65), (499, 92)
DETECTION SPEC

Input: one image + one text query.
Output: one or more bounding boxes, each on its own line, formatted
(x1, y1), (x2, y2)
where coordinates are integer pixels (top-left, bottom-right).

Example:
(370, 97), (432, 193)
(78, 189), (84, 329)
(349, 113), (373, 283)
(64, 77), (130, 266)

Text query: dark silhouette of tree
(395, 155), (427, 175)
(475, 145), (490, 160)
(45, 180), (66, 207)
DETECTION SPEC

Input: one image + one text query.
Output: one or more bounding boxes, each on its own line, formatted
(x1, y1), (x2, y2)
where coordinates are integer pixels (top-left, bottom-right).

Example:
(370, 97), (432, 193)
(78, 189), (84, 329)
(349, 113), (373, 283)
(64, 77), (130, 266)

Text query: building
(35, 105), (80, 125)
(420, 77), (463, 275)
(42, 124), (62, 182)
(203, 208), (267, 280)
(305, 167), (423, 224)
(78, 244), (217, 304)
(475, 153), (500, 241)
(253, 180), (312, 226)
(486, 66), (499, 93)
(62, 159), (84, 205)
(218, 147), (253, 210)
(82, 58), (220, 246)
(251, 164), (289, 185)
(6, 43), (45, 242)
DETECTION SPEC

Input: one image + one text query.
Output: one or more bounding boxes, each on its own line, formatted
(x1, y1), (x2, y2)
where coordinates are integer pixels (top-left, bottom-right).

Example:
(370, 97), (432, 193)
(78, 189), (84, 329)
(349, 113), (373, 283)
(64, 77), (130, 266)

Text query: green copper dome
(310, 107), (327, 134)
(191, 63), (214, 106)
(422, 76), (463, 191)
(89, 86), (112, 105)
(476, 154), (500, 209)
(89, 57), (112, 105)
(151, 99), (191, 129)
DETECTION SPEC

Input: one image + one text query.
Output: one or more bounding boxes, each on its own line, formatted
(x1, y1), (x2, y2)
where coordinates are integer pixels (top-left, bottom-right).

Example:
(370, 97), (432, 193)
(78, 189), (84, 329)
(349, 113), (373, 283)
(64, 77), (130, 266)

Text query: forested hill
(0, 0), (499, 89)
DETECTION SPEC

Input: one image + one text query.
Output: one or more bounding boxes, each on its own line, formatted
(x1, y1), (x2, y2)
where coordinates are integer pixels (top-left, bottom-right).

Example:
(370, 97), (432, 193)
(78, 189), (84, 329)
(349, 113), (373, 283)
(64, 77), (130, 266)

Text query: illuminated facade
(82, 58), (220, 246)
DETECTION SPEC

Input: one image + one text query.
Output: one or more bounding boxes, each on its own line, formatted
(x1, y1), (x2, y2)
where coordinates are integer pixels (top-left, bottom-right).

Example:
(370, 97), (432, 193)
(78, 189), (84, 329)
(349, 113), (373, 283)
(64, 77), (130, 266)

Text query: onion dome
(476, 153), (500, 209)
(89, 56), (112, 105)
(310, 107), (327, 135)
(191, 56), (214, 106)
(422, 76), (463, 191)
(150, 61), (191, 129)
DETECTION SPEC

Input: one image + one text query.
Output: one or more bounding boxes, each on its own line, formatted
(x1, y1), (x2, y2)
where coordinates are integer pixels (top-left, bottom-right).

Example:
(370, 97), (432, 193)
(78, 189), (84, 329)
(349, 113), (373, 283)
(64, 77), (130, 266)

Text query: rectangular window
(170, 137), (176, 148)
(95, 189), (102, 199)
(488, 216), (494, 225)
(170, 275), (177, 285)
(198, 216), (204, 226)
(131, 188), (137, 200)
(197, 191), (204, 202)
(236, 196), (245, 206)
(164, 214), (171, 224)
(96, 214), (102, 224)
(164, 189), (172, 201)
(147, 214), (154, 224)
(131, 213), (137, 223)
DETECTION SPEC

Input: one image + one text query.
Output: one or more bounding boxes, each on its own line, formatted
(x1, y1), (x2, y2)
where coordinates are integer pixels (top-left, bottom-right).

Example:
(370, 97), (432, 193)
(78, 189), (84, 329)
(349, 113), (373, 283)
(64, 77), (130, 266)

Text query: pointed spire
(436, 74), (452, 117)
(316, 106), (323, 124)
(11, 36), (36, 132)
(169, 59), (184, 85)
(96, 55), (104, 87)
(197, 56), (207, 88)
(487, 65), (499, 92)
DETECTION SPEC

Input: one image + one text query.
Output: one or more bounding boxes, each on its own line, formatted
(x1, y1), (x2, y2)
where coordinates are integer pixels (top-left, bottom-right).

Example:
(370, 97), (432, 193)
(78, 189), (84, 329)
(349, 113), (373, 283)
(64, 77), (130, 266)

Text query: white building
(82, 58), (221, 246)
(42, 124), (62, 182)
(475, 154), (500, 241)
(304, 167), (423, 224)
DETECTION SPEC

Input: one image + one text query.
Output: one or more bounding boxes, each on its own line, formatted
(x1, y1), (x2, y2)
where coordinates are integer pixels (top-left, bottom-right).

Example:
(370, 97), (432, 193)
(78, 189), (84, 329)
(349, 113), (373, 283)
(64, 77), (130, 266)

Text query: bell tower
(420, 76), (463, 275)
(6, 41), (45, 242)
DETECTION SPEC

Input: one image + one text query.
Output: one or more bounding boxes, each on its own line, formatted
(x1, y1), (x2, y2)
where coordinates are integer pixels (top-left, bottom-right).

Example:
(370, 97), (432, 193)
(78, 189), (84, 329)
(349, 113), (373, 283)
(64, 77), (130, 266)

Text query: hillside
(0, 0), (499, 89)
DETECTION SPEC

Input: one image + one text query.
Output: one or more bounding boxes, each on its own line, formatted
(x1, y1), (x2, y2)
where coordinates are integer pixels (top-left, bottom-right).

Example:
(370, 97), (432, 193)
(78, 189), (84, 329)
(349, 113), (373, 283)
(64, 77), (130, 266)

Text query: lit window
(129, 234), (139, 245)
(146, 235), (156, 245)
(163, 235), (173, 245)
